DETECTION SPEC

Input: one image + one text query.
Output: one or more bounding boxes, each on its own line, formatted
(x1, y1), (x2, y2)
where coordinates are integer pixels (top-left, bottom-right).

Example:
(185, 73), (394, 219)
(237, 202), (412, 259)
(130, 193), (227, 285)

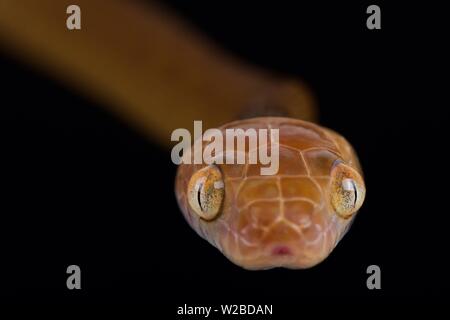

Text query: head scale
(175, 117), (365, 270)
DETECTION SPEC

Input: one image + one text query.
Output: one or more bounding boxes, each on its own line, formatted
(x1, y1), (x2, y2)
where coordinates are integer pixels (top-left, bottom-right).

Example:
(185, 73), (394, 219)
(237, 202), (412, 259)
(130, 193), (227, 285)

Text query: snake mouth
(271, 245), (293, 256)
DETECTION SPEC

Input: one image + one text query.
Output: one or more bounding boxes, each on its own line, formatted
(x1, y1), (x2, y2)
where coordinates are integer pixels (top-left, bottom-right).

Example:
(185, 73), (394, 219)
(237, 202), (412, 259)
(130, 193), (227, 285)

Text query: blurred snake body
(0, 0), (366, 270)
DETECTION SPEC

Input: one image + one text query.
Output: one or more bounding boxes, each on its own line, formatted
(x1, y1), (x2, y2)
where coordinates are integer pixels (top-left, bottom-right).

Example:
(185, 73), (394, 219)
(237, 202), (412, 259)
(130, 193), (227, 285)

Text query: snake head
(175, 117), (365, 270)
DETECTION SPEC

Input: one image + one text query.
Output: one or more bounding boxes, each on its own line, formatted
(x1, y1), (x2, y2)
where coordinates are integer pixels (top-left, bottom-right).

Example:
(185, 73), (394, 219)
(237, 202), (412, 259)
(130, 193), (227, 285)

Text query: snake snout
(228, 195), (335, 269)
(271, 245), (292, 256)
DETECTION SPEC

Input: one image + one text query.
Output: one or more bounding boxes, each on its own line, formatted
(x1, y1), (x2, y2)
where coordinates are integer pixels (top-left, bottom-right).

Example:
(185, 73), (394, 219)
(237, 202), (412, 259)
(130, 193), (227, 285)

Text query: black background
(1, 0), (447, 312)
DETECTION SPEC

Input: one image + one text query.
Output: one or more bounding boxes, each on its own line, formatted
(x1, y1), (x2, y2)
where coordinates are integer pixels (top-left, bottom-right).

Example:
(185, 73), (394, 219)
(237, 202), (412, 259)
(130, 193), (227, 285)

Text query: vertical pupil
(197, 183), (204, 211)
(351, 180), (358, 207)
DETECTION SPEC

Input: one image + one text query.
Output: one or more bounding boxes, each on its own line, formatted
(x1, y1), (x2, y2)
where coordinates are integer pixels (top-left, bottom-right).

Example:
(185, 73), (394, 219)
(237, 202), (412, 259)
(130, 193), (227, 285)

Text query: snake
(0, 0), (366, 270)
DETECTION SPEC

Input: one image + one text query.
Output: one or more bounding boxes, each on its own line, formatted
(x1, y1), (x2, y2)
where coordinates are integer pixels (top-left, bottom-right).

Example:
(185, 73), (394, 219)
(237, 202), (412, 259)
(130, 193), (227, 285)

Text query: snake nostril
(271, 245), (292, 256)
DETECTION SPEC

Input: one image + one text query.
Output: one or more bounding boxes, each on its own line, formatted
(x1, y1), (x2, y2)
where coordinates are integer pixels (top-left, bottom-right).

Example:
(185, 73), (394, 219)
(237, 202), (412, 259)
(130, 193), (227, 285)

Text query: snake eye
(187, 165), (224, 220)
(330, 161), (365, 219)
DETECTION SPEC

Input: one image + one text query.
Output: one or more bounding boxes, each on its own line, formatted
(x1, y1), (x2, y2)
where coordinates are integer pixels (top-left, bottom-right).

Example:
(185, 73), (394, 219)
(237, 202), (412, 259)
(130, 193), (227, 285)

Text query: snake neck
(236, 79), (318, 123)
